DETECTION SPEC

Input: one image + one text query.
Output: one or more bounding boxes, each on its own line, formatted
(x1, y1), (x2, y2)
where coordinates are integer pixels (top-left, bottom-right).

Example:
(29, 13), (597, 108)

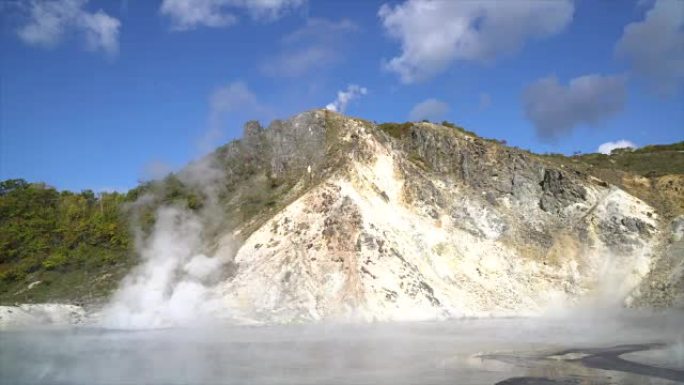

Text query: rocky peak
(176, 111), (682, 322)
(242, 120), (263, 139)
(128, 110), (681, 324)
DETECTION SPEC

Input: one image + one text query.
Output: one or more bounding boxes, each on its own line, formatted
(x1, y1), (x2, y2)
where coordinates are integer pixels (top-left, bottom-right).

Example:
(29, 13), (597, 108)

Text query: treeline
(0, 179), (133, 302)
(0, 174), (217, 303)
(632, 141), (684, 154)
(570, 141), (684, 177)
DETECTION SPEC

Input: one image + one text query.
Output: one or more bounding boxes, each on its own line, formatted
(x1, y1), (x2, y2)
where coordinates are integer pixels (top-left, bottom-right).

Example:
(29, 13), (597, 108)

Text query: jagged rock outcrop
(539, 169), (588, 213)
(173, 110), (680, 323)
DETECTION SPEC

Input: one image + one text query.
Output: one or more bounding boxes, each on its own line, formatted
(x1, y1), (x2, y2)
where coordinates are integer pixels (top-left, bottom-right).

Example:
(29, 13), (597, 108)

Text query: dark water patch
(489, 343), (684, 384)
(496, 377), (583, 385)
(555, 344), (684, 382)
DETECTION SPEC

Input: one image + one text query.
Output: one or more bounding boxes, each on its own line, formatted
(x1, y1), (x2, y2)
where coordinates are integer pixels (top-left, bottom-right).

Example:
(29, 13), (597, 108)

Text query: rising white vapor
(101, 207), (228, 328)
(199, 81), (264, 153)
(325, 85), (367, 113)
(101, 156), (233, 329)
(597, 140), (637, 155)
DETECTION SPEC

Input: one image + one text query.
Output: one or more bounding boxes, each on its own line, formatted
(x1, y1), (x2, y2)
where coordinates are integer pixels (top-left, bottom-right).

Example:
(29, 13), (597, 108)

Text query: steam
(6, 311), (684, 384)
(597, 139), (637, 154)
(541, 249), (653, 321)
(101, 156), (232, 329)
(325, 84), (367, 113)
(101, 207), (228, 328)
(199, 81), (266, 154)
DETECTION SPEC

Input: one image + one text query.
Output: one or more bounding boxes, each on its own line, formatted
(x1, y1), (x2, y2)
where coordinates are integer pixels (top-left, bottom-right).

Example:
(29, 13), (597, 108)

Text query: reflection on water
(1, 312), (682, 385)
(622, 342), (684, 371)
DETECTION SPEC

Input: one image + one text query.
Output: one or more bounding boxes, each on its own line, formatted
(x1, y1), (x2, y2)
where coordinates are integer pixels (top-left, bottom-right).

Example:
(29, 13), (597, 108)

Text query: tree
(0, 179), (28, 196)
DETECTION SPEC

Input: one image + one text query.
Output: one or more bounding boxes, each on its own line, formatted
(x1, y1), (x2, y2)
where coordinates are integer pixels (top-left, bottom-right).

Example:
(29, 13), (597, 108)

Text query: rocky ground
(0, 304), (87, 329)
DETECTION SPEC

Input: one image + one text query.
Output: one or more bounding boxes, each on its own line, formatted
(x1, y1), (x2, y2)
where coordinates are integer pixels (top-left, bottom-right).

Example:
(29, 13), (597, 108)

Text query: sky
(0, 0), (682, 192)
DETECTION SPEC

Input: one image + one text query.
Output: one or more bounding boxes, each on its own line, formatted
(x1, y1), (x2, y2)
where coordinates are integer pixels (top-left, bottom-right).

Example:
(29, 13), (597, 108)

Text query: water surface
(1, 312), (683, 384)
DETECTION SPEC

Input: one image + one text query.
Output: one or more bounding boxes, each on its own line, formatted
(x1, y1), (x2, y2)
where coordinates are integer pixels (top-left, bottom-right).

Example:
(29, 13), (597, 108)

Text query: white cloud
(159, 0), (236, 29)
(522, 74), (627, 140)
(615, 0), (684, 97)
(17, 0), (120, 55)
(238, 0), (306, 20)
(325, 84), (367, 113)
(598, 140), (637, 155)
(199, 81), (264, 152)
(409, 98), (449, 121)
(210, 81), (259, 114)
(378, 0), (574, 83)
(160, 0), (306, 30)
(262, 18), (358, 77)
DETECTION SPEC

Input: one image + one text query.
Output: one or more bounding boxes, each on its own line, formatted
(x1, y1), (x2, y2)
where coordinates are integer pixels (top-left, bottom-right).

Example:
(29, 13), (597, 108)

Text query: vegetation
(0, 169), (233, 304)
(440, 121), (478, 137)
(633, 141), (684, 154)
(0, 180), (135, 304)
(543, 141), (684, 177)
(378, 120), (480, 139)
(378, 122), (414, 139)
(541, 141), (684, 218)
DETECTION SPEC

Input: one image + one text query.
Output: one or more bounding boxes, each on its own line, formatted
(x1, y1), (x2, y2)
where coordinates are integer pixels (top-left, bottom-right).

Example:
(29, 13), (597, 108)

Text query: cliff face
(180, 110), (682, 323)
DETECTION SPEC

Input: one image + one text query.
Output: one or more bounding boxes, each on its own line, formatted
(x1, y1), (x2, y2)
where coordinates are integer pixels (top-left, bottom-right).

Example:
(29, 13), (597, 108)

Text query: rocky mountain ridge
(197, 110), (683, 322)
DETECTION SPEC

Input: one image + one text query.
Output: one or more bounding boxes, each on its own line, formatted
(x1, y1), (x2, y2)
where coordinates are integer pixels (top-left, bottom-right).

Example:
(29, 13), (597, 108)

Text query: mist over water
(2, 311), (683, 384)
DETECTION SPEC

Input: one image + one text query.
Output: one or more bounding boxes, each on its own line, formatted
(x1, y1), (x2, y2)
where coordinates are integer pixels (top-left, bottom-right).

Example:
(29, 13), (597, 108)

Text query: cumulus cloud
(615, 0), (684, 96)
(17, 0), (120, 55)
(160, 0), (306, 30)
(409, 98), (449, 121)
(597, 140), (637, 155)
(378, 0), (574, 83)
(262, 18), (358, 77)
(199, 81), (264, 152)
(522, 74), (627, 141)
(325, 84), (367, 113)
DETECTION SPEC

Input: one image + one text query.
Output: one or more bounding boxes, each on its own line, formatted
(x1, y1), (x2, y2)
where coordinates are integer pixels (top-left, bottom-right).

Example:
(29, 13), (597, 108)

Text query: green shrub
(378, 122), (413, 138)
(441, 121), (478, 137)
(42, 253), (68, 270)
(0, 179), (134, 302)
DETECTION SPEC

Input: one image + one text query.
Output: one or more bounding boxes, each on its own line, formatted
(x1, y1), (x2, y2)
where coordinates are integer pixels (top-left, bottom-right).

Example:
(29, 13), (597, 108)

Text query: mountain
(1, 110), (683, 324)
(206, 110), (683, 322)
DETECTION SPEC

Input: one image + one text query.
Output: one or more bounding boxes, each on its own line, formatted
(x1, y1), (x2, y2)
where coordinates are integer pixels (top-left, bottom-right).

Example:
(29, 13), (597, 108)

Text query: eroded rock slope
(197, 110), (681, 322)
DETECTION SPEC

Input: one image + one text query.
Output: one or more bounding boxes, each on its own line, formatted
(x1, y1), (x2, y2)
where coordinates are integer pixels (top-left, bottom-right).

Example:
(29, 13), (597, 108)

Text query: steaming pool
(1, 312), (683, 385)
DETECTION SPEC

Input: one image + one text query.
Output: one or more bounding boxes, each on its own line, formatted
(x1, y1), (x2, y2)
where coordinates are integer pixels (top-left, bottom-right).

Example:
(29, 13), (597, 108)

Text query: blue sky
(1, 0), (682, 192)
